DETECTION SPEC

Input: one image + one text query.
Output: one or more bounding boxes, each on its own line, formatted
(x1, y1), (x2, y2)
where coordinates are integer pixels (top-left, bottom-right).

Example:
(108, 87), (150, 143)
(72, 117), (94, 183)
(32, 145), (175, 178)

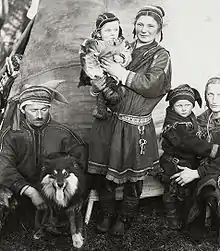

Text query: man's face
(24, 103), (50, 127)
(206, 84), (220, 113)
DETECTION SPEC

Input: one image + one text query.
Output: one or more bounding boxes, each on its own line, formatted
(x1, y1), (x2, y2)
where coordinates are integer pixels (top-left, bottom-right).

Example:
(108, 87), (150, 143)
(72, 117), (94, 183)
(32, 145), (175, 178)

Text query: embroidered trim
(108, 167), (154, 175)
(89, 86), (99, 97)
(20, 185), (30, 195)
(163, 121), (193, 134)
(210, 144), (219, 158)
(114, 113), (152, 126)
(217, 176), (220, 189)
(164, 55), (171, 74)
(126, 71), (136, 87)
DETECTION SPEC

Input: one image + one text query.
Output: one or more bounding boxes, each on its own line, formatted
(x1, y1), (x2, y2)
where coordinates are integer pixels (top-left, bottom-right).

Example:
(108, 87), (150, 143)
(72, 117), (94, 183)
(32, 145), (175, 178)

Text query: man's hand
(170, 166), (200, 186)
(23, 186), (47, 210)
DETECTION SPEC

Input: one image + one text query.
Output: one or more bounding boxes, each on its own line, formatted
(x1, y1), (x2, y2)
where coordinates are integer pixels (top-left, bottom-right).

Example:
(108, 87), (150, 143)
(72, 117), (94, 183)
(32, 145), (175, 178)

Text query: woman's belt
(114, 113), (152, 126)
(114, 112), (152, 155)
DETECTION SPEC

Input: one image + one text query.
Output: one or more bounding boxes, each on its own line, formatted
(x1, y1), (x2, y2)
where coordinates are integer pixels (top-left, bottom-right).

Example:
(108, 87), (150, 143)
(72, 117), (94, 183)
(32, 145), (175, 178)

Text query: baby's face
(100, 20), (119, 42)
(173, 100), (194, 117)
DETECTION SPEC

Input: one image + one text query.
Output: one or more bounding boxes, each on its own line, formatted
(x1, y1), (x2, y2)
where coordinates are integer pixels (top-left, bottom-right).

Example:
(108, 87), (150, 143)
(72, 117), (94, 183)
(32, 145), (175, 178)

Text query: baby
(79, 12), (132, 119)
(160, 84), (220, 230)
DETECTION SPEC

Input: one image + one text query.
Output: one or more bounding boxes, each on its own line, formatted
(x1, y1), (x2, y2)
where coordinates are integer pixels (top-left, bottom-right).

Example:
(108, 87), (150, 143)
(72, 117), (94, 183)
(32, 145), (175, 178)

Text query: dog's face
(40, 155), (79, 208)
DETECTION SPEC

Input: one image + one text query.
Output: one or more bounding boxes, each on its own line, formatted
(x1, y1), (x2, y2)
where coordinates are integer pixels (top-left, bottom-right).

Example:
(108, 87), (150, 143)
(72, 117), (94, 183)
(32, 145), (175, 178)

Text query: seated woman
(160, 84), (220, 230)
(170, 77), (220, 241)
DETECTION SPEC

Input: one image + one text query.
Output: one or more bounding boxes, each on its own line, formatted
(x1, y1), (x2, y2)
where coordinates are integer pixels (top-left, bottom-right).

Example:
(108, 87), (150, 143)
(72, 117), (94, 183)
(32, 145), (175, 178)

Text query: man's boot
(163, 193), (182, 230)
(110, 196), (139, 236)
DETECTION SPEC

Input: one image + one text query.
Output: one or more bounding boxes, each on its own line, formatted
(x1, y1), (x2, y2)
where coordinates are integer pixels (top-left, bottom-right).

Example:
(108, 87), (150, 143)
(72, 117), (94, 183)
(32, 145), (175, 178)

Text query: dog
(34, 152), (87, 249)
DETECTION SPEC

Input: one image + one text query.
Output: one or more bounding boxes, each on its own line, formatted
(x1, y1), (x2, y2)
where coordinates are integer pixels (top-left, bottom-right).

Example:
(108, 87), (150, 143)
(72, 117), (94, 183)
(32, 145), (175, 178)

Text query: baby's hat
(95, 12), (119, 31)
(166, 84), (202, 107)
(92, 12), (122, 39)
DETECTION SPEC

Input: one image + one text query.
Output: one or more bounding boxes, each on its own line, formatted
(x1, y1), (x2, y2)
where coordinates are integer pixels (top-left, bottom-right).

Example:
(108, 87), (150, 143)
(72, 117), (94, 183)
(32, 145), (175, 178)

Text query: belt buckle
(172, 157), (179, 165)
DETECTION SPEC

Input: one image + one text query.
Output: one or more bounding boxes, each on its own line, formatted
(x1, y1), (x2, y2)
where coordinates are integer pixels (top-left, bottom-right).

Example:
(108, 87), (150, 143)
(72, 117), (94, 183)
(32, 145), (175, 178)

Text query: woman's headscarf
(133, 5), (165, 42)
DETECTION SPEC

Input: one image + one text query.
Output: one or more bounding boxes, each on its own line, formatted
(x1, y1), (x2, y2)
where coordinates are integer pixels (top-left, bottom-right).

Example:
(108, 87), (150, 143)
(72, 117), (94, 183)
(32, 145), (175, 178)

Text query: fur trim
(41, 173), (78, 208)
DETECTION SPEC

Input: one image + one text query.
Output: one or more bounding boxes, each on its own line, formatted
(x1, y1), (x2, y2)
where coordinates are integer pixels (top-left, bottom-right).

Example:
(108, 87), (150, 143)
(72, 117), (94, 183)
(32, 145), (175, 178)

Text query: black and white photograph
(0, 0), (220, 250)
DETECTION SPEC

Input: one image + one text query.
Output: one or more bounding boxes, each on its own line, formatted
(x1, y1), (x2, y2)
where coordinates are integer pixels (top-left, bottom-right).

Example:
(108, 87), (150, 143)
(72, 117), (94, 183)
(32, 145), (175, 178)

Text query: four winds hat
(8, 79), (68, 131)
(166, 84), (202, 108)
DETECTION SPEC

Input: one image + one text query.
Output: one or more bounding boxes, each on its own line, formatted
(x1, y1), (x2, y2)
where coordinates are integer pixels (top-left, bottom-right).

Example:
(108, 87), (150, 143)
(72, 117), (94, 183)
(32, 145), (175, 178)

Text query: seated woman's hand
(170, 165), (200, 186)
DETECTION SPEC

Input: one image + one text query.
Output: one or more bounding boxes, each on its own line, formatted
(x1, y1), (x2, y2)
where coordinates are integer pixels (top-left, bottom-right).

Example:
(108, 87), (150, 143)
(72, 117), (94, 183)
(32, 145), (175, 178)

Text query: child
(160, 84), (220, 230)
(78, 12), (132, 119)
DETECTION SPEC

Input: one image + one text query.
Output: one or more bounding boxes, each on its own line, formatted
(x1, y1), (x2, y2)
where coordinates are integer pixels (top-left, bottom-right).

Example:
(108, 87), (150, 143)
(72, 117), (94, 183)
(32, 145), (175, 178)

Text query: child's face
(173, 100), (194, 117)
(100, 21), (119, 42)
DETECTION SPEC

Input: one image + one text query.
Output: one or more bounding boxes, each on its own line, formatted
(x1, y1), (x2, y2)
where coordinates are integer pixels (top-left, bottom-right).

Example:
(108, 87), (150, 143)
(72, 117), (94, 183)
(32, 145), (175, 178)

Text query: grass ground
(0, 197), (220, 251)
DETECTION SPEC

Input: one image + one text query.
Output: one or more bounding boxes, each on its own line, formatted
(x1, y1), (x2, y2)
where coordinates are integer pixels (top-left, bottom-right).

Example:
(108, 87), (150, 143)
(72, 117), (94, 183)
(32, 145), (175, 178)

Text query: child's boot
(92, 93), (108, 120)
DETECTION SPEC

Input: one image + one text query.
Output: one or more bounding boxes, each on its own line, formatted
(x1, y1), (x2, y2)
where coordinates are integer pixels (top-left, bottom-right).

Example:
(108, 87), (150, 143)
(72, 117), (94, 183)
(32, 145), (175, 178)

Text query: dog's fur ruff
(41, 172), (78, 208)
(34, 153), (87, 249)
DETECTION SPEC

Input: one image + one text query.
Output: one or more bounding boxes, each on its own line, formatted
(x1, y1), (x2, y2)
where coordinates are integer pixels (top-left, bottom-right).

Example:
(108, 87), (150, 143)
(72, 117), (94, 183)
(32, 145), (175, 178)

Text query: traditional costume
(88, 5), (172, 235)
(187, 78), (220, 239)
(79, 12), (132, 119)
(0, 81), (87, 195)
(160, 84), (220, 229)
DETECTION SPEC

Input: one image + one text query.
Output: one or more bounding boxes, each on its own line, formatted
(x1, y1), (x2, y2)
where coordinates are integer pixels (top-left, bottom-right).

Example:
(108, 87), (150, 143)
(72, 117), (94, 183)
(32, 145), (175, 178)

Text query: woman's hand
(170, 165), (200, 186)
(101, 58), (128, 83)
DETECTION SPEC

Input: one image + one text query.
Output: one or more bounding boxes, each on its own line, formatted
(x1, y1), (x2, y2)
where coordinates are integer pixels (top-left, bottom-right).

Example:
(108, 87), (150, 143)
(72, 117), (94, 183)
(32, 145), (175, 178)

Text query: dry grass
(0, 197), (219, 251)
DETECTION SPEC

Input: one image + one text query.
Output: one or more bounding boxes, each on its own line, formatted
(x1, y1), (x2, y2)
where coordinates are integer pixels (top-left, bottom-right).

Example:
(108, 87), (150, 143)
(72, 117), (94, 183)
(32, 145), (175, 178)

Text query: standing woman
(88, 5), (172, 236)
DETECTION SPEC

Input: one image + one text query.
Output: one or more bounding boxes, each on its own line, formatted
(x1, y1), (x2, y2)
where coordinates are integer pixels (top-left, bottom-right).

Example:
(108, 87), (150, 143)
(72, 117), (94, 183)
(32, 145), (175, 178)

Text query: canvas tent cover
(9, 0), (170, 139)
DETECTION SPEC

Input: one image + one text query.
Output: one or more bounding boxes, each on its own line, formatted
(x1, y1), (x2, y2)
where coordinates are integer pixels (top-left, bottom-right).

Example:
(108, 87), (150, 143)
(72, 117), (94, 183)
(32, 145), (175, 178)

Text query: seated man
(0, 80), (87, 231)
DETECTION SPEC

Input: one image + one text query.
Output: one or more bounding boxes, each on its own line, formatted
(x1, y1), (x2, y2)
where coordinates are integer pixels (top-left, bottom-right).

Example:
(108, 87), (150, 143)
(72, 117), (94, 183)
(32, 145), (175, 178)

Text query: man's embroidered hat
(19, 80), (68, 111)
(7, 80), (68, 131)
(166, 84), (202, 108)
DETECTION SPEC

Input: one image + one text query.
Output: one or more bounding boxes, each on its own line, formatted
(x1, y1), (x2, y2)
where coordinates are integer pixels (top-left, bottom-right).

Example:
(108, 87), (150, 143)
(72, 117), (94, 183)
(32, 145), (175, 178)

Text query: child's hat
(96, 12), (119, 31)
(92, 12), (122, 39)
(166, 84), (202, 107)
